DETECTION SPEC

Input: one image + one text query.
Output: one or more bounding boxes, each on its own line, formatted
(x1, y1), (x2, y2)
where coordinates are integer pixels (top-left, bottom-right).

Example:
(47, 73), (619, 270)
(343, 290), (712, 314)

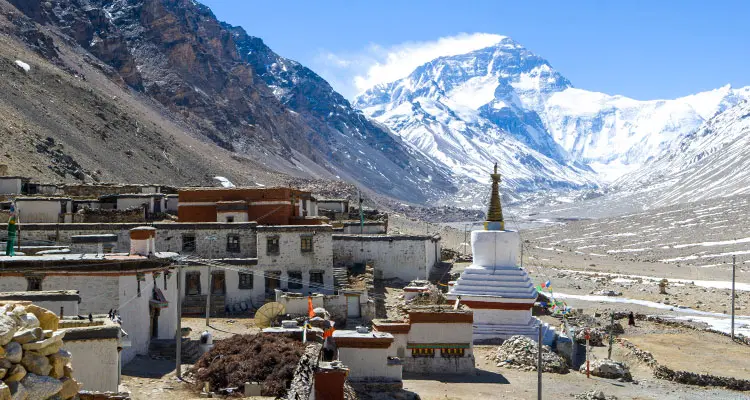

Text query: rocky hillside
(1, 0), (455, 203)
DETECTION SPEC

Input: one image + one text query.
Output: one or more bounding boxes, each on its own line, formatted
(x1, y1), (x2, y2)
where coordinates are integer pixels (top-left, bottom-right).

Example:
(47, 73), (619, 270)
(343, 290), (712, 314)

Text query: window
(227, 234), (240, 253)
(182, 234), (196, 252)
(26, 276), (43, 291)
(301, 235), (313, 253)
(411, 348), (435, 358)
(239, 272), (253, 289)
(267, 236), (280, 255)
(310, 271), (324, 289)
(226, 216), (234, 223)
(288, 271), (303, 290)
(441, 348), (465, 358)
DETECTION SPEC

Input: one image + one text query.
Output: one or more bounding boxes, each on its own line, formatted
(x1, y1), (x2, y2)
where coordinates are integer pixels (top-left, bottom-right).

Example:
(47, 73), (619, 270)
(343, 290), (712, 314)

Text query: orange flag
(307, 296), (315, 318)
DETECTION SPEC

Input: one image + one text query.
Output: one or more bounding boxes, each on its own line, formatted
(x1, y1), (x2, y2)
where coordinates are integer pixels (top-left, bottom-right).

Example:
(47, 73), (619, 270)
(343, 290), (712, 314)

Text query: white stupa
(447, 164), (554, 344)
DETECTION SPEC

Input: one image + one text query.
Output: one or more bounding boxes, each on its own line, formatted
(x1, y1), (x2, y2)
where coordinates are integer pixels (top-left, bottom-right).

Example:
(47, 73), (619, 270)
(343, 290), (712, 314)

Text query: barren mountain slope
(3, 0), (454, 203)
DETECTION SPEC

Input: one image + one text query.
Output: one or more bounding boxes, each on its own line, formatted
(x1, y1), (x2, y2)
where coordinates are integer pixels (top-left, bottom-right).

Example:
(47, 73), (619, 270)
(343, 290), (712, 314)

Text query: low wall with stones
(286, 342), (321, 400)
(73, 208), (146, 223)
(619, 338), (750, 391)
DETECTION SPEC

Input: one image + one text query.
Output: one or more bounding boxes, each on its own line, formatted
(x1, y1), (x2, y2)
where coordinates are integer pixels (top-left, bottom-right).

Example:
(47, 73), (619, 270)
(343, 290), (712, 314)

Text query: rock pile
(0, 302), (80, 399)
(574, 390), (618, 400)
(495, 336), (568, 373)
(581, 359), (632, 381)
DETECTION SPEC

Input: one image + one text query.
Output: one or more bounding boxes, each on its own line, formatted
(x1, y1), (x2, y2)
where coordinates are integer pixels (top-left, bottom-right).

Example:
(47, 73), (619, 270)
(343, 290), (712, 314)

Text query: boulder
(4, 365), (26, 383)
(4, 342), (22, 363)
(49, 356), (64, 379)
(21, 352), (51, 376)
(0, 315), (19, 346)
(12, 328), (42, 345)
(24, 306), (58, 331)
(0, 368), (6, 380)
(18, 314), (39, 330)
(58, 378), (80, 400)
(0, 359), (12, 371)
(6, 382), (25, 400)
(581, 359), (632, 381)
(0, 382), (9, 400)
(62, 364), (73, 379)
(22, 331), (64, 351)
(48, 350), (71, 366)
(20, 373), (62, 399)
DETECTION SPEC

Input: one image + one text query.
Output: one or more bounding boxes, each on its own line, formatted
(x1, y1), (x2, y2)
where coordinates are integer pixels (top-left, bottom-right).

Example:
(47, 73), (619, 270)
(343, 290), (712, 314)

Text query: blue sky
(200, 0), (750, 100)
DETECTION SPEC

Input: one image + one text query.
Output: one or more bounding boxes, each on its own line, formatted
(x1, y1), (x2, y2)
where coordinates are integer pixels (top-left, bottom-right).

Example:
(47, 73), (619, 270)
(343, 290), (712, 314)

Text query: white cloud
(314, 33), (506, 99)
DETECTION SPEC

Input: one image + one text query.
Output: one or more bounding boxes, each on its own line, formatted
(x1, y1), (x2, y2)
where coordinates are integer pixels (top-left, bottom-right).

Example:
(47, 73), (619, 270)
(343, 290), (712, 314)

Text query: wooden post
(537, 323), (542, 400)
(176, 263), (183, 379)
(731, 255), (736, 340)
(585, 329), (591, 378)
(205, 265), (211, 327)
(608, 312), (614, 359)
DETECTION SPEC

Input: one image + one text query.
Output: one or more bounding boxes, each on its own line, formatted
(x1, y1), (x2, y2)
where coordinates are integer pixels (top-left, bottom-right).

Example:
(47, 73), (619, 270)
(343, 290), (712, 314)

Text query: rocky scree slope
(6, 0), (454, 203)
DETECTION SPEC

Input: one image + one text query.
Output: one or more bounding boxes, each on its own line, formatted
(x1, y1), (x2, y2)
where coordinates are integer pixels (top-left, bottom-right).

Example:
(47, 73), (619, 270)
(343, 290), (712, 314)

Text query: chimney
(129, 227), (157, 256)
(313, 363), (348, 400)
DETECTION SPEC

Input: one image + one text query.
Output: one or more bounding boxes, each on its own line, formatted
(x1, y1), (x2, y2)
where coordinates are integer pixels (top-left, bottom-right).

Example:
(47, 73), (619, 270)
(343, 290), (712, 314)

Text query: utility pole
(463, 224), (468, 257)
(731, 255), (736, 340)
(204, 236), (217, 327)
(175, 263), (183, 379)
(205, 264), (211, 327)
(537, 324), (543, 400)
(608, 311), (614, 359)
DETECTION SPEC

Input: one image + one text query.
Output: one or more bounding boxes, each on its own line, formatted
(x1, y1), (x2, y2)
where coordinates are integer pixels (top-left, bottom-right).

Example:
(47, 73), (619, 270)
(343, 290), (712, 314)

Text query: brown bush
(190, 333), (306, 397)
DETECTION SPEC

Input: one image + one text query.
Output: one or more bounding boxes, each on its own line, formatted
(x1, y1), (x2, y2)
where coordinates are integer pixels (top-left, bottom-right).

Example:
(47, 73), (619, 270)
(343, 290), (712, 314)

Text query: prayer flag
(307, 296), (315, 318)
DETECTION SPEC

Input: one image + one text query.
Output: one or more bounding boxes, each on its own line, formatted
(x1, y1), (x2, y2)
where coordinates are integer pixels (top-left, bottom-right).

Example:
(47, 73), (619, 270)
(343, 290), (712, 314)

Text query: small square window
(238, 272), (253, 289)
(26, 276), (43, 291)
(182, 234), (196, 252)
(267, 236), (280, 255)
(310, 271), (324, 289)
(301, 236), (313, 253)
(288, 271), (303, 290)
(226, 216), (234, 223)
(227, 234), (240, 253)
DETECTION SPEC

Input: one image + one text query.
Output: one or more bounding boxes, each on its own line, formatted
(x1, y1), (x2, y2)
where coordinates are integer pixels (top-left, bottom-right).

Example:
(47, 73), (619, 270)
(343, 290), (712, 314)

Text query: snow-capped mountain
(354, 37), (750, 194)
(355, 37), (598, 198)
(612, 100), (750, 208)
(541, 85), (750, 181)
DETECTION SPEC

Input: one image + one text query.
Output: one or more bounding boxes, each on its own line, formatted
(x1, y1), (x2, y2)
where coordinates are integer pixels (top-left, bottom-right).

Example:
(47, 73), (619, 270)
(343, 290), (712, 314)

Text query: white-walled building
(333, 234), (441, 282)
(0, 176), (28, 194)
(340, 221), (387, 234)
(15, 197), (73, 223)
(0, 227), (179, 365)
(373, 306), (475, 374)
(333, 330), (402, 383)
(62, 322), (122, 392)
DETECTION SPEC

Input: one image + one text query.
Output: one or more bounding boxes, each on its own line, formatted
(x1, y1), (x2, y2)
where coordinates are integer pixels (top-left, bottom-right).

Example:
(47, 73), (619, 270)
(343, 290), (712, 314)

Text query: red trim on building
(459, 301), (532, 310)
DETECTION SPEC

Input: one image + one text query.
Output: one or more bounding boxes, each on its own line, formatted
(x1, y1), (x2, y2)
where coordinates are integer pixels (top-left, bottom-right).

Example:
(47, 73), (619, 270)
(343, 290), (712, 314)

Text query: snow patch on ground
(14, 60), (30, 72)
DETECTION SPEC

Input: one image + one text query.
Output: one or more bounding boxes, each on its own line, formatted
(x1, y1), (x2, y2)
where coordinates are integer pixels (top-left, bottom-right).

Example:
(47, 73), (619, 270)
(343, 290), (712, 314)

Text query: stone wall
(13, 222), (259, 259)
(73, 208), (146, 223)
(332, 235), (440, 282)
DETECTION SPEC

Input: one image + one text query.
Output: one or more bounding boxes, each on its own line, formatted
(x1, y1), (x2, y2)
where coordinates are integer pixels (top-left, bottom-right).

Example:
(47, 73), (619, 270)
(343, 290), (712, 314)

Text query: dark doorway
(211, 271), (226, 295)
(265, 271), (281, 296)
(150, 308), (160, 338)
(186, 271), (201, 296)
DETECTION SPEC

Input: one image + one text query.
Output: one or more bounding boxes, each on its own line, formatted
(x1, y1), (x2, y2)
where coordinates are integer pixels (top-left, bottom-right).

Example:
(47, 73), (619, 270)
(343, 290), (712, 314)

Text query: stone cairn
(0, 302), (80, 400)
(494, 335), (569, 373)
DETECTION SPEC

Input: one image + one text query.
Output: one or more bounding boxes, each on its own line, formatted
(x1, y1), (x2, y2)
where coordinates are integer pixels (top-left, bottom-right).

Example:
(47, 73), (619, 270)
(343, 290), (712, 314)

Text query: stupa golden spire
(484, 163), (505, 231)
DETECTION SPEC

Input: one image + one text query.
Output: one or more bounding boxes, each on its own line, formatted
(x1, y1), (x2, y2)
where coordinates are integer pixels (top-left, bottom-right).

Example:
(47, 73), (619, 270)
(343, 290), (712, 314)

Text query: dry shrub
(191, 333), (306, 397)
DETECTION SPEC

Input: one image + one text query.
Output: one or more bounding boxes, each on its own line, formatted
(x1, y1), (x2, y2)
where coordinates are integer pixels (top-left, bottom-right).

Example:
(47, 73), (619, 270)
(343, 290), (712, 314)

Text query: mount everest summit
(354, 36), (750, 204)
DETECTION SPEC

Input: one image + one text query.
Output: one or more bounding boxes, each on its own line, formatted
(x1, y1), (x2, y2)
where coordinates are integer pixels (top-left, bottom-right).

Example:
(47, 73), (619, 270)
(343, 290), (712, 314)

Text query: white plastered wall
(63, 338), (119, 392)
